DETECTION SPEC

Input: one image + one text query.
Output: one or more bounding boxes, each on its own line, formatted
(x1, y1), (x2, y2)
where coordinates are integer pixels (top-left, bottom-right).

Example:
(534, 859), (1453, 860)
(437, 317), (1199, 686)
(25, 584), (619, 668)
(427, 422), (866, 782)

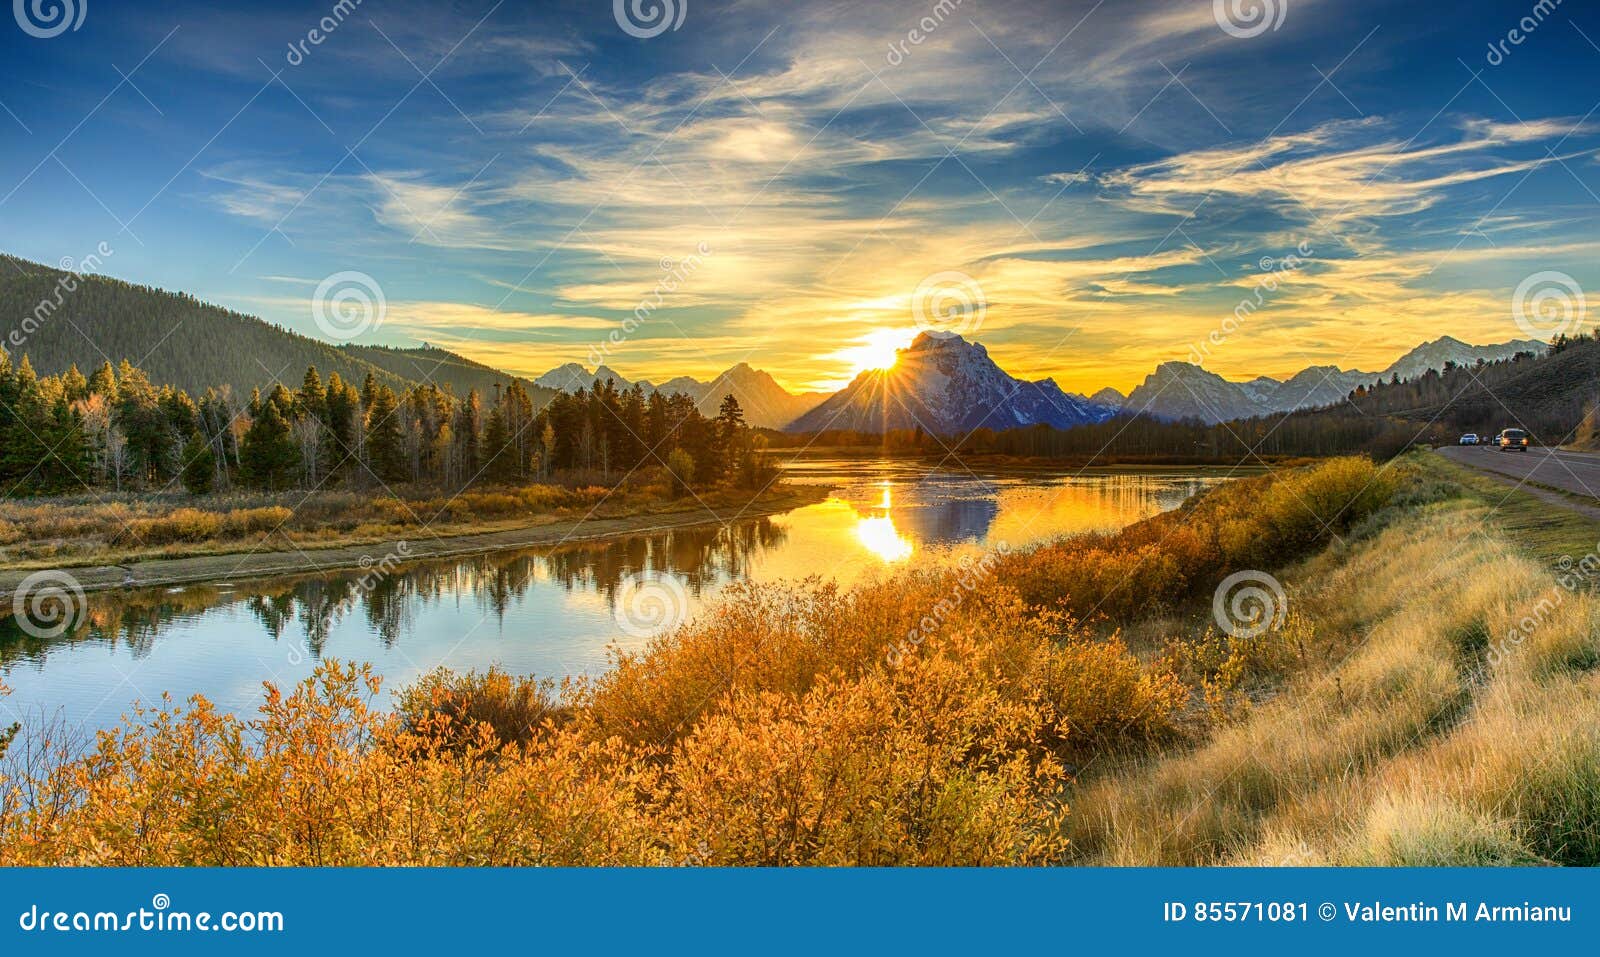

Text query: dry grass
(1066, 462), (1600, 865)
(0, 478), (787, 568)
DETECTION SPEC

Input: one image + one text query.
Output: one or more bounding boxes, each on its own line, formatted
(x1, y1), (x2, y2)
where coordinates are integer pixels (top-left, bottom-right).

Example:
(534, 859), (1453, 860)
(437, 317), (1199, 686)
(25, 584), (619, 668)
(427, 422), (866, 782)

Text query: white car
(1459, 433), (1478, 446)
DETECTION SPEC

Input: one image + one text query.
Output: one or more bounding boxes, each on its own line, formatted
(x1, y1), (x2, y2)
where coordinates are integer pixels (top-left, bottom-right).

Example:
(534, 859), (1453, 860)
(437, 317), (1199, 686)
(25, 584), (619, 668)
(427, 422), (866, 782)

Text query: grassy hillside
(1069, 452), (1600, 865)
(0, 254), (554, 404)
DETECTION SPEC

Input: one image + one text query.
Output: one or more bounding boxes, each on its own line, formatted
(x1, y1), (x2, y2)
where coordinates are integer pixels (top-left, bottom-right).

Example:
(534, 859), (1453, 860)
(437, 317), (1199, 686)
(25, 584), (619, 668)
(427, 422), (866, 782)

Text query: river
(0, 458), (1226, 735)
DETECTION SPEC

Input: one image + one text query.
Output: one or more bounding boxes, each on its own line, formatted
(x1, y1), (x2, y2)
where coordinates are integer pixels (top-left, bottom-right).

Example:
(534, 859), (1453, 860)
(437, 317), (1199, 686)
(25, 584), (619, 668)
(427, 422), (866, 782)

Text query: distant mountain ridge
(531, 359), (827, 430)
(787, 331), (1117, 435)
(1111, 336), (1545, 424)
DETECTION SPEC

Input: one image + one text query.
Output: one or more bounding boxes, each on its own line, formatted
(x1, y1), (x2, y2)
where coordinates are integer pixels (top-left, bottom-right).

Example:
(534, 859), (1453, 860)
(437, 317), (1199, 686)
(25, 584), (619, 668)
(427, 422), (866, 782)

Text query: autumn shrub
(398, 666), (563, 749)
(116, 507), (224, 545)
(998, 457), (1394, 621)
(223, 506), (293, 536)
(657, 650), (1070, 865)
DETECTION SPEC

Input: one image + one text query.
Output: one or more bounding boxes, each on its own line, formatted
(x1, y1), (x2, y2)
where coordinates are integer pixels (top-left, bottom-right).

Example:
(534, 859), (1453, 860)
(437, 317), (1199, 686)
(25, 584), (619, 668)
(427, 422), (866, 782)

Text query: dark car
(1496, 428), (1530, 452)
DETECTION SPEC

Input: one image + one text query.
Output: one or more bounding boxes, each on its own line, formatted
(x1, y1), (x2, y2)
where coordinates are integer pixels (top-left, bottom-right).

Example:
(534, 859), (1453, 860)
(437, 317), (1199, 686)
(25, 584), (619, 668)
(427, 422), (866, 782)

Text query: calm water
(0, 459), (1224, 734)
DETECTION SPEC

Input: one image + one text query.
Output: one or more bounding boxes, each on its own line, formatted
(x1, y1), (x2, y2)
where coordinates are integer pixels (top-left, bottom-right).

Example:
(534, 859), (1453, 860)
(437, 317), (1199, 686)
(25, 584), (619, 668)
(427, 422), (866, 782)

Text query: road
(1437, 444), (1600, 501)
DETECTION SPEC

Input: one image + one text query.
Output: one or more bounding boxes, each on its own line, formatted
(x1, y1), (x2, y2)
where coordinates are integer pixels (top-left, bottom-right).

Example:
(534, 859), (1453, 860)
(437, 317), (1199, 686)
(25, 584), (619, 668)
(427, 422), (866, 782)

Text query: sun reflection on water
(853, 481), (913, 562)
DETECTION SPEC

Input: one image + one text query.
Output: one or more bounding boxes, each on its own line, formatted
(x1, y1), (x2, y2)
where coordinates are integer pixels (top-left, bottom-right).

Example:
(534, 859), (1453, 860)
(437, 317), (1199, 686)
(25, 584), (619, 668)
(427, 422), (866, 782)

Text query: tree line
(0, 352), (773, 497)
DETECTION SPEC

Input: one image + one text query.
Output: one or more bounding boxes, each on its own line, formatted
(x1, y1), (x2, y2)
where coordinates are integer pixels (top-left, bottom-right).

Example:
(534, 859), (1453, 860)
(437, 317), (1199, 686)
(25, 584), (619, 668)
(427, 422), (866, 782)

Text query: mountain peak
(790, 332), (1115, 434)
(907, 330), (975, 352)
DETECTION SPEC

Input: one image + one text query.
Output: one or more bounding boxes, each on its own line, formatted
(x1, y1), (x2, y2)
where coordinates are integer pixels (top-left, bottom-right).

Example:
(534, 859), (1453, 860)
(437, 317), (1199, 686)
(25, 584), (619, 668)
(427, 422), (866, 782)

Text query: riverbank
(0, 484), (828, 597)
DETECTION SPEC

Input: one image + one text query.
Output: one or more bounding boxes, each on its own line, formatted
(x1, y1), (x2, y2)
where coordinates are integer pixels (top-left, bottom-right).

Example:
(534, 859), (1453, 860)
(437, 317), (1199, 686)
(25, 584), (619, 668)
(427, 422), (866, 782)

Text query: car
(1496, 428), (1531, 452)
(1459, 433), (1478, 446)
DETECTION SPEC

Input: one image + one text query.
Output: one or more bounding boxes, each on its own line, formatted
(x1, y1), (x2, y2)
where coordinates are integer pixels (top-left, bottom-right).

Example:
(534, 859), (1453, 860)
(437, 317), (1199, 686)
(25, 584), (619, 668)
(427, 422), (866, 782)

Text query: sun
(837, 327), (915, 378)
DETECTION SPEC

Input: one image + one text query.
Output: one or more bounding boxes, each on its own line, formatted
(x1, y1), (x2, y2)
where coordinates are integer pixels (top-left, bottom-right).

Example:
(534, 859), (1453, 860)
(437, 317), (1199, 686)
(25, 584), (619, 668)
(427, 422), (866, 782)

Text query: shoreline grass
(0, 481), (825, 574)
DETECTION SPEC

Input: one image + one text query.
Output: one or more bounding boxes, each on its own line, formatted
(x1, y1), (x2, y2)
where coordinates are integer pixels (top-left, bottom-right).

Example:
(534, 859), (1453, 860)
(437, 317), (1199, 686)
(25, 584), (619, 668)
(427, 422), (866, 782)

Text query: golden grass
(1066, 459), (1600, 866)
(0, 480), (800, 568)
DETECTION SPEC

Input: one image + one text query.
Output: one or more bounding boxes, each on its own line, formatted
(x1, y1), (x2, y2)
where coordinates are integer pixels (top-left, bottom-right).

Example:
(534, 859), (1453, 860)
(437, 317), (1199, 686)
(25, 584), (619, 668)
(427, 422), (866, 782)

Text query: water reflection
(0, 519), (787, 669)
(854, 483), (913, 562)
(0, 460), (1225, 732)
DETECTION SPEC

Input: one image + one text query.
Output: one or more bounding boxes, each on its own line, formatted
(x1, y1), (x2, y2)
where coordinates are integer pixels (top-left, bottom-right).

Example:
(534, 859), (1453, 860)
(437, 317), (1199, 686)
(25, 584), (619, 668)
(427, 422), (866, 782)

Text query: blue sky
(2, 0), (1598, 392)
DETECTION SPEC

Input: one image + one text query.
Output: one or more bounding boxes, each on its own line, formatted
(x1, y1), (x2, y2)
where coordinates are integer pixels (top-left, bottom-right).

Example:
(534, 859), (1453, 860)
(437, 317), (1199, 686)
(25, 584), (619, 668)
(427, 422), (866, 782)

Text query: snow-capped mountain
(787, 331), (1117, 435)
(1380, 335), (1543, 383)
(1117, 336), (1547, 424)
(531, 360), (825, 429)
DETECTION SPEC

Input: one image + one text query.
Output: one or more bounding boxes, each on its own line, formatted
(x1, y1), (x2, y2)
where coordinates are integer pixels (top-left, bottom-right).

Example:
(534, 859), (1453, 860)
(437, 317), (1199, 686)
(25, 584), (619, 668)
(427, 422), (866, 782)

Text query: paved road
(1437, 444), (1600, 500)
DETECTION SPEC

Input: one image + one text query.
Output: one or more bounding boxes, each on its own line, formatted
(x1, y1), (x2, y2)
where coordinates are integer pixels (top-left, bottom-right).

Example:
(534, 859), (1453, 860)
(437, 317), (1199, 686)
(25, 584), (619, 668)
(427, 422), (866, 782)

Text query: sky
(2, 0), (1598, 394)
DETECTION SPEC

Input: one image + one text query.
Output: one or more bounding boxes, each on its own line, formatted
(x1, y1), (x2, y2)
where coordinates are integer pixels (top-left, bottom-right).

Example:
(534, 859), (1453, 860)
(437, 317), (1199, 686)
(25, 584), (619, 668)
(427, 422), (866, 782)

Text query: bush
(997, 457), (1395, 622)
(222, 506), (293, 536)
(397, 667), (562, 749)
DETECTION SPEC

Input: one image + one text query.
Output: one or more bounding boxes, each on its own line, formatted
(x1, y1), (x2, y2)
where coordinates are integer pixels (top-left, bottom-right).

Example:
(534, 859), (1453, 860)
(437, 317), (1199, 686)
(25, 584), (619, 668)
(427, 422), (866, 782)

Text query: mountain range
(2, 253), (1549, 435)
(1107, 336), (1545, 424)
(532, 360), (827, 430)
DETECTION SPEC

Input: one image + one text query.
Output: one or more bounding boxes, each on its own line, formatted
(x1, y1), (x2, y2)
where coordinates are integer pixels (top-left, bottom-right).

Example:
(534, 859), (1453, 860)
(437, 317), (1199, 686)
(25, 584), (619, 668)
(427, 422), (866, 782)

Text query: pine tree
(240, 401), (299, 490)
(363, 384), (408, 484)
(38, 396), (90, 493)
(86, 360), (116, 401)
(180, 431), (217, 494)
(483, 405), (515, 484)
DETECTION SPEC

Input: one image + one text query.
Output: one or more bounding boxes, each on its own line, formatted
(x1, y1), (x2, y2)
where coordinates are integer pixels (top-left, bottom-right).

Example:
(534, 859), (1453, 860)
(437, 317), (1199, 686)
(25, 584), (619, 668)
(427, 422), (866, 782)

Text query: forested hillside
(0, 254), (554, 405)
(0, 349), (770, 498)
